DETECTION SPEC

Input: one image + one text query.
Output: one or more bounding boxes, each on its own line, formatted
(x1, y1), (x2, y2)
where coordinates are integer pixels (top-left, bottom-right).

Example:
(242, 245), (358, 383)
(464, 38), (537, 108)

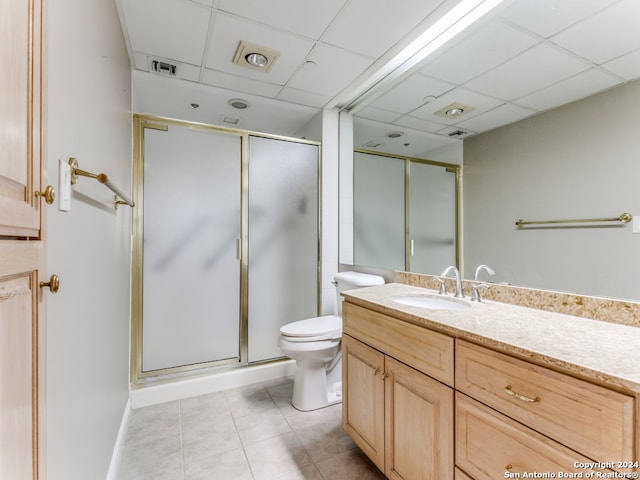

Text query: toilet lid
(280, 315), (342, 339)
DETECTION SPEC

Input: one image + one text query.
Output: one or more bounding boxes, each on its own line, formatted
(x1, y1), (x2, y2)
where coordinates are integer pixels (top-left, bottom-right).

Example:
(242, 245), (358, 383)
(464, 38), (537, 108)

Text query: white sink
(391, 294), (470, 311)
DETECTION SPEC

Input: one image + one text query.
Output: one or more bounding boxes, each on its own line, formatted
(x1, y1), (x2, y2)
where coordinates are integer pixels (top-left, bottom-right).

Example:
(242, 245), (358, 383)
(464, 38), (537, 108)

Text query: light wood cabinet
(456, 339), (635, 479)
(342, 303), (454, 480)
(342, 301), (637, 480)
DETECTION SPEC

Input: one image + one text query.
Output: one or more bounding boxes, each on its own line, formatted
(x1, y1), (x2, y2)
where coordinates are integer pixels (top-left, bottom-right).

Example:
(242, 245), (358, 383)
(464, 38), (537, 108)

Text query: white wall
(47, 0), (132, 478)
(463, 79), (640, 300)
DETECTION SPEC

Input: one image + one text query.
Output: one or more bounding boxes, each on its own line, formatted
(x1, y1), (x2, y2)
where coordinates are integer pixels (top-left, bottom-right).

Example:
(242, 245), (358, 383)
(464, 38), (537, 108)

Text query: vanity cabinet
(342, 302), (454, 479)
(455, 340), (635, 479)
(342, 298), (637, 480)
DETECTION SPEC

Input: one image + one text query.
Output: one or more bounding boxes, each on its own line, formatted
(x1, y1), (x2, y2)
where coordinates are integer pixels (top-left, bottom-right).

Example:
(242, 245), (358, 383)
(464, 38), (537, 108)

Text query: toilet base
(291, 356), (343, 411)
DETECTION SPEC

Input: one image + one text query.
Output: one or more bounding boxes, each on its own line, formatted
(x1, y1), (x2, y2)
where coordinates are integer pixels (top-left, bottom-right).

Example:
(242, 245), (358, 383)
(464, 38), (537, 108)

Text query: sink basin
(391, 294), (470, 311)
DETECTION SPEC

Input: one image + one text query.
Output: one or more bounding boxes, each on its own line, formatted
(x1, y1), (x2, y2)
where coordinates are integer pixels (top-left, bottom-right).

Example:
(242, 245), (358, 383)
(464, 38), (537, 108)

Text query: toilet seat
(279, 315), (342, 342)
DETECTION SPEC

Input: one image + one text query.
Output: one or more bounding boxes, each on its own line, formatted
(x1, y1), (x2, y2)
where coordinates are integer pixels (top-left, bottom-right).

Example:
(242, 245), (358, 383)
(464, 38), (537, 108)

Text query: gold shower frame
(130, 114), (323, 387)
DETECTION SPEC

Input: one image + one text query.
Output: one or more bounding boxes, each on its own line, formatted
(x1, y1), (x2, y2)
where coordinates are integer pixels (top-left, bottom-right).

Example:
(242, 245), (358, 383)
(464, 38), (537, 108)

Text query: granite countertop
(342, 282), (640, 395)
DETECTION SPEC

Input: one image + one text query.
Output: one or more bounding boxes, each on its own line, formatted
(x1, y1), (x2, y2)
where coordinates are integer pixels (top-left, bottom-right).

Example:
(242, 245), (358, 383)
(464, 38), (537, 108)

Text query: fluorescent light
(336, 0), (507, 112)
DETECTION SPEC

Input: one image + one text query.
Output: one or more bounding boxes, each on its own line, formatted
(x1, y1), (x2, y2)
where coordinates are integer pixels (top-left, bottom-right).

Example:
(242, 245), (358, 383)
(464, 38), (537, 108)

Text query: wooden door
(342, 334), (385, 471)
(1, 0), (47, 478)
(384, 356), (454, 480)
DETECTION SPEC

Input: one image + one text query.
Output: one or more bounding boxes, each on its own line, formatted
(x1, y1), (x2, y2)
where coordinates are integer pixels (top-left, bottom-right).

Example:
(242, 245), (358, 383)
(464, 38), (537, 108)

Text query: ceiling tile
(500, 0), (619, 38)
(321, 0), (443, 57)
(205, 14), (315, 84)
(410, 87), (504, 124)
(202, 69), (283, 97)
(277, 87), (333, 109)
(217, 0), (347, 39)
(392, 115), (447, 134)
(422, 20), (539, 84)
(465, 43), (590, 101)
(366, 73), (454, 114)
(354, 106), (403, 123)
(288, 43), (372, 97)
(602, 49), (640, 81)
(122, 0), (211, 65)
(550, 0), (640, 64)
(456, 103), (536, 132)
(515, 68), (622, 111)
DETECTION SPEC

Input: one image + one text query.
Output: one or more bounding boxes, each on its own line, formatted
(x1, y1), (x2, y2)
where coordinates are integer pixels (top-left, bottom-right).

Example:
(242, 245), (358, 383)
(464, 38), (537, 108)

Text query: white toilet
(279, 271), (385, 411)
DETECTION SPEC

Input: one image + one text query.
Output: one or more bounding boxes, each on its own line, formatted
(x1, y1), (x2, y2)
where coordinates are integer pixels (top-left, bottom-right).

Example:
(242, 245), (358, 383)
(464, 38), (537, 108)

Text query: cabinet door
(385, 356), (454, 480)
(342, 334), (385, 471)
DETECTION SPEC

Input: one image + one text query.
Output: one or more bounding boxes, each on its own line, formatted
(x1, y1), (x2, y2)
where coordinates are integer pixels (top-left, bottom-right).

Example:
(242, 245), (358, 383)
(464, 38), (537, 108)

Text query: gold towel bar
(69, 158), (135, 209)
(515, 212), (632, 228)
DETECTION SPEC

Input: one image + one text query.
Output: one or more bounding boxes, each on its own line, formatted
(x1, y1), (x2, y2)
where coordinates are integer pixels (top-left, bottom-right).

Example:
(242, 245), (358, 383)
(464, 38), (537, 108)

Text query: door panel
(409, 162), (457, 274)
(0, 0), (44, 238)
(247, 136), (319, 362)
(141, 126), (242, 372)
(0, 273), (39, 480)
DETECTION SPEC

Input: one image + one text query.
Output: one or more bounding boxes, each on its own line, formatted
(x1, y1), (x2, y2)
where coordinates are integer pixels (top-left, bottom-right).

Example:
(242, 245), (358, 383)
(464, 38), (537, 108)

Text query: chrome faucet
(441, 265), (464, 298)
(474, 264), (495, 281)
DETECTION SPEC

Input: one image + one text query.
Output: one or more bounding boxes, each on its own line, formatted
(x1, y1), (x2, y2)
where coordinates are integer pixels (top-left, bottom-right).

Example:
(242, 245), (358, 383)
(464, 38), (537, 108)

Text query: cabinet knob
(35, 185), (55, 205)
(40, 275), (60, 293)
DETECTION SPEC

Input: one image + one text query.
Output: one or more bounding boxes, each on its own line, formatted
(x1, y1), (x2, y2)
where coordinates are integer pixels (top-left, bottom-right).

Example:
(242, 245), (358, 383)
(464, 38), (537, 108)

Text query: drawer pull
(373, 368), (380, 376)
(504, 385), (540, 403)
(505, 464), (513, 471)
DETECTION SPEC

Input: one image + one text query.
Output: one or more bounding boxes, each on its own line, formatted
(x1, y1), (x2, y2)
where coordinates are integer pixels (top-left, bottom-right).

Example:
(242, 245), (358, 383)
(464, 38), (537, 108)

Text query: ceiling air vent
(150, 59), (178, 77)
(448, 129), (469, 138)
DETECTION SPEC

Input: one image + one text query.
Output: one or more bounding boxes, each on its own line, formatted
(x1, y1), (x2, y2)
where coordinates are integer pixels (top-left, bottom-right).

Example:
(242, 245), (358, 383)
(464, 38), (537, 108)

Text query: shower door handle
(236, 238), (241, 260)
(410, 239), (414, 257)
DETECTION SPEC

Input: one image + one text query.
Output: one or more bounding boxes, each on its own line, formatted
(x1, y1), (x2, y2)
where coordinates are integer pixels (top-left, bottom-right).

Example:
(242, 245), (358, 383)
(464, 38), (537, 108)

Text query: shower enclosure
(131, 115), (320, 384)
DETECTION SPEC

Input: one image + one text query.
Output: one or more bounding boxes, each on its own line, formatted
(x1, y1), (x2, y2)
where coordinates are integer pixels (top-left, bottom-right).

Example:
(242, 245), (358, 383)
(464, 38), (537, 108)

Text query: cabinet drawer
(343, 302), (454, 386)
(456, 393), (607, 480)
(456, 340), (634, 463)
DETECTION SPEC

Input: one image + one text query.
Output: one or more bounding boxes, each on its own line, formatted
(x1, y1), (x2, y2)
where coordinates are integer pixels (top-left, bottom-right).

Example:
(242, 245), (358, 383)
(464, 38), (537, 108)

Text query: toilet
(279, 271), (385, 411)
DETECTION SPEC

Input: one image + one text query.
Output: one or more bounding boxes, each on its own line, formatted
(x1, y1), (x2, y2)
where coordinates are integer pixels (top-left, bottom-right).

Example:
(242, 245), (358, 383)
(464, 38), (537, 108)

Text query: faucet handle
(471, 283), (490, 302)
(433, 276), (447, 295)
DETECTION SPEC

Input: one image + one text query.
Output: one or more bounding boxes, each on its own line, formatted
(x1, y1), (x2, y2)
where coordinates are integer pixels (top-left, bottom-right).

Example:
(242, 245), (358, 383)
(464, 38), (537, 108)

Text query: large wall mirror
(339, 0), (640, 301)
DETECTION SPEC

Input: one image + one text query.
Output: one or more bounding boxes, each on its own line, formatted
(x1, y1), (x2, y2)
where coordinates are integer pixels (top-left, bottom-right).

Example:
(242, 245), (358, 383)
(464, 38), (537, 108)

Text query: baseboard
(105, 397), (131, 480)
(130, 360), (296, 409)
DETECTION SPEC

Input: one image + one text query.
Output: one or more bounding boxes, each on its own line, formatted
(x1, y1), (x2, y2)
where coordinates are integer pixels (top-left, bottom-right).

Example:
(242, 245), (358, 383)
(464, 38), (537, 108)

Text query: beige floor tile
(244, 432), (313, 480)
(185, 448), (253, 480)
(314, 448), (386, 480)
(182, 415), (242, 464)
(294, 420), (357, 462)
(119, 434), (183, 480)
(125, 401), (181, 446)
(224, 383), (278, 419)
(235, 407), (292, 445)
(270, 464), (324, 480)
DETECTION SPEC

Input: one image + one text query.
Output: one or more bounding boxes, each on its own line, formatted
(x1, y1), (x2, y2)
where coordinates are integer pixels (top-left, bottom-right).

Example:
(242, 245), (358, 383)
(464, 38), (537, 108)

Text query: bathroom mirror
(340, 0), (640, 301)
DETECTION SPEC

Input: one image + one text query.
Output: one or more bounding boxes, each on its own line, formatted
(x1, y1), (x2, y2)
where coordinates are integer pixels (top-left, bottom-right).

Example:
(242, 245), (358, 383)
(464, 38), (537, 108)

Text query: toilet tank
(334, 271), (385, 315)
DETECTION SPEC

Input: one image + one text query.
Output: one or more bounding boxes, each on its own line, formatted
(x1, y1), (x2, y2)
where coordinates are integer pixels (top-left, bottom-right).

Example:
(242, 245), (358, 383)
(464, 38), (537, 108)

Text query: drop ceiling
(116, 0), (640, 152)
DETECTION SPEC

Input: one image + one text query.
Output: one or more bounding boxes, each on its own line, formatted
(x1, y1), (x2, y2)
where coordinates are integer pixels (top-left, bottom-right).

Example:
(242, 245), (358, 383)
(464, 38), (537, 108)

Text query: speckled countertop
(342, 282), (640, 395)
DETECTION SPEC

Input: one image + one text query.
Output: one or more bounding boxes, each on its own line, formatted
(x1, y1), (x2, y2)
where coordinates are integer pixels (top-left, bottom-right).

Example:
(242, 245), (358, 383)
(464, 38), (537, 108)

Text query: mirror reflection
(341, 0), (640, 300)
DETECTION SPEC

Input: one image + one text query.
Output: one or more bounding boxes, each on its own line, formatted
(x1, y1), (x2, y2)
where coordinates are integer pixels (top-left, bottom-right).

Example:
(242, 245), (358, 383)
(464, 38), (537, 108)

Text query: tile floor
(118, 377), (386, 479)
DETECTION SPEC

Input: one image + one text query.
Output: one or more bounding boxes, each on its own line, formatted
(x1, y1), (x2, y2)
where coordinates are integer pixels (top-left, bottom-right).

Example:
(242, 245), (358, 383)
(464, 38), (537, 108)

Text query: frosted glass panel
(409, 162), (456, 274)
(248, 136), (319, 362)
(354, 152), (405, 270)
(142, 126), (241, 372)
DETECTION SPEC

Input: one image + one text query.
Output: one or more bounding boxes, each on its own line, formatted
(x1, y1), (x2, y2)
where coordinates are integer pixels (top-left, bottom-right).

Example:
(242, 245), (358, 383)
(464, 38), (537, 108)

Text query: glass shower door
(353, 152), (405, 270)
(141, 125), (242, 372)
(408, 161), (457, 274)
(247, 136), (319, 362)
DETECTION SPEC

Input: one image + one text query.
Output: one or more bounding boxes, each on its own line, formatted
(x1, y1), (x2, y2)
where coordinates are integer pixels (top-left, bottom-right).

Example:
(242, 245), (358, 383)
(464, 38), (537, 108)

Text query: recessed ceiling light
(233, 41), (280, 73)
(228, 98), (250, 109)
(445, 107), (464, 116)
(434, 102), (476, 119)
(245, 52), (268, 68)
(386, 131), (404, 138)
